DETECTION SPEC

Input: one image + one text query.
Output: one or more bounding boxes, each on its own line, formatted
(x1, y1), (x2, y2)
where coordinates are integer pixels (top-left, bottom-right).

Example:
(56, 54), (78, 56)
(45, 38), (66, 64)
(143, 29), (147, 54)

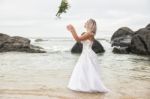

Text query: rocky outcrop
(130, 27), (150, 55)
(0, 33), (46, 53)
(35, 38), (48, 42)
(111, 24), (150, 55)
(111, 27), (134, 54)
(111, 27), (134, 41)
(146, 24), (150, 30)
(71, 42), (83, 53)
(92, 40), (105, 53)
(71, 39), (105, 54)
(35, 38), (44, 42)
(112, 47), (130, 54)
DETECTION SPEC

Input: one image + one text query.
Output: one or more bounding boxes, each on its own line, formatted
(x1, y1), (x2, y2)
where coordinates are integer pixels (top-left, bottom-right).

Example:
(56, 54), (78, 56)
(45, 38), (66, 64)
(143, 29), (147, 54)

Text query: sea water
(0, 37), (149, 99)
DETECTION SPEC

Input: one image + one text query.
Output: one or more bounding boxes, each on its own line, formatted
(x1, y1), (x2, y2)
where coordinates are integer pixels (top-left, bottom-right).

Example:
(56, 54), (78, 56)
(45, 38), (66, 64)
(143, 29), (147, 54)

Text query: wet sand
(0, 67), (149, 99)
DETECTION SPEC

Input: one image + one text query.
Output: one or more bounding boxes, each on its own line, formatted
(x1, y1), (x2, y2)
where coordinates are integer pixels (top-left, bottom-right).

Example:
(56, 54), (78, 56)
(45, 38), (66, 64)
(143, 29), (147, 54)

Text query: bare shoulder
(85, 32), (95, 36)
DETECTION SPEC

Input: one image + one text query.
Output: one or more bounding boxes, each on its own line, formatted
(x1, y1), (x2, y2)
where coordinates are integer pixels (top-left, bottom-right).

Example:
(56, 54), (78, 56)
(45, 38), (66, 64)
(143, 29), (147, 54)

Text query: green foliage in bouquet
(56, 0), (70, 18)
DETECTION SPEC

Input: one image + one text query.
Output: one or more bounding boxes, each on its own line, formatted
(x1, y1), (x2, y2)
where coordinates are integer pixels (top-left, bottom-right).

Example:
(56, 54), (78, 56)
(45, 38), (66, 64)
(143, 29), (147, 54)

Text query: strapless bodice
(81, 40), (94, 52)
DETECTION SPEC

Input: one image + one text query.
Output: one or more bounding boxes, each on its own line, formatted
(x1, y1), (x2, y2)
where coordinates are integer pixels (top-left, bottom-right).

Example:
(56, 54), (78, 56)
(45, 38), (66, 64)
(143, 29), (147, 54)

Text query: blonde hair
(85, 18), (97, 35)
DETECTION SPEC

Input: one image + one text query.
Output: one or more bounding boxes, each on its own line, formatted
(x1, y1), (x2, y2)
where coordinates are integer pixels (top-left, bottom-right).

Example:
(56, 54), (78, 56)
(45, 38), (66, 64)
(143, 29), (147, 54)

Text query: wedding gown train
(68, 40), (110, 93)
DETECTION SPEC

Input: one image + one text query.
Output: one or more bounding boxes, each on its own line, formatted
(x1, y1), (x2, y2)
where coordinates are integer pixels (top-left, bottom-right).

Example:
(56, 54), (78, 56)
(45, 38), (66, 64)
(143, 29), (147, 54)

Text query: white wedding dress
(68, 40), (110, 93)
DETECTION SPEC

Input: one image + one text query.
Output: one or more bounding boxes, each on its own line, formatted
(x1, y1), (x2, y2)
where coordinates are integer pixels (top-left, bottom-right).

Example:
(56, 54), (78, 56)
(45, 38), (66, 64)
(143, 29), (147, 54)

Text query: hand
(66, 24), (75, 32)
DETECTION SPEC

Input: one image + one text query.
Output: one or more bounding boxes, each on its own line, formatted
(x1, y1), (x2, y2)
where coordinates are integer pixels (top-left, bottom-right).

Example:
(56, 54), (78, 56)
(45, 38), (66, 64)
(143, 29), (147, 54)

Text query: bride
(66, 19), (110, 93)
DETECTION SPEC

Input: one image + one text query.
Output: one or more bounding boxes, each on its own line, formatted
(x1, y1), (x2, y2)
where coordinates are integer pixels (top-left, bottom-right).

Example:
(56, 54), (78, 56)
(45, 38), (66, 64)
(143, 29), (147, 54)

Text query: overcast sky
(0, 0), (149, 37)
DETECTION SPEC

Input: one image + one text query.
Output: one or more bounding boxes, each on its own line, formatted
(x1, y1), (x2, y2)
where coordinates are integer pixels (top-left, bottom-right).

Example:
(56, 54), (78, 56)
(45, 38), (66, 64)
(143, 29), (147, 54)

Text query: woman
(67, 19), (110, 93)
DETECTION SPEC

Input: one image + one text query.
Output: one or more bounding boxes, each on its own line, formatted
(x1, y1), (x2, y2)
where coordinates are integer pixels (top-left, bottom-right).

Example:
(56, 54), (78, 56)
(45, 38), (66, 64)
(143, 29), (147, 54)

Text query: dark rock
(71, 42), (83, 53)
(111, 27), (134, 47)
(130, 28), (150, 55)
(4, 36), (30, 49)
(111, 27), (134, 41)
(92, 39), (105, 53)
(113, 47), (130, 54)
(111, 24), (150, 55)
(112, 36), (132, 47)
(146, 24), (150, 30)
(71, 39), (105, 54)
(35, 38), (47, 42)
(0, 33), (10, 47)
(0, 33), (46, 53)
(111, 27), (134, 54)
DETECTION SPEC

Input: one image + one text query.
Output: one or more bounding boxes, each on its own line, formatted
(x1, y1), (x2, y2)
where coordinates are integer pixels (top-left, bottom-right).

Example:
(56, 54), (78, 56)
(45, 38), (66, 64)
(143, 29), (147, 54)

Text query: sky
(0, 0), (149, 38)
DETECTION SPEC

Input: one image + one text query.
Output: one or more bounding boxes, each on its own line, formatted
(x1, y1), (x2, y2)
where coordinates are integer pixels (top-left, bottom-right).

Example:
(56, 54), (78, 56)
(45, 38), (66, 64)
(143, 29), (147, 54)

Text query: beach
(0, 38), (149, 99)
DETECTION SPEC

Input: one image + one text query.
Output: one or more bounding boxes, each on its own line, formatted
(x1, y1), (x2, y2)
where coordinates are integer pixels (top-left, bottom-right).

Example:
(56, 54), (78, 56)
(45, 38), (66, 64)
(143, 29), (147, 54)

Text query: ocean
(0, 37), (150, 99)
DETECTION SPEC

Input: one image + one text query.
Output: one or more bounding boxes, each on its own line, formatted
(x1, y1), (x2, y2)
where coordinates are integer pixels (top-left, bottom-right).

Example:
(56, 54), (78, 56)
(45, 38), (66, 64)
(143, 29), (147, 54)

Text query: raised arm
(67, 24), (94, 42)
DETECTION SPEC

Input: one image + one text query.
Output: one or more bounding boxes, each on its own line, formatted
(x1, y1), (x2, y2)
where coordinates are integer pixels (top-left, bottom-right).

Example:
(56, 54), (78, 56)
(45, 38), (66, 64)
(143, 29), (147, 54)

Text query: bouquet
(56, 0), (70, 18)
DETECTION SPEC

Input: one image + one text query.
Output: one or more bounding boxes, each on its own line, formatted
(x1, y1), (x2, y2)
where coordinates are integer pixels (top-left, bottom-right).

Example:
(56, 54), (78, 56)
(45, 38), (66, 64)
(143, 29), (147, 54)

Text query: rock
(35, 38), (47, 42)
(71, 39), (105, 54)
(111, 27), (134, 54)
(0, 33), (10, 47)
(71, 42), (82, 53)
(111, 27), (134, 47)
(130, 27), (150, 55)
(0, 33), (46, 53)
(111, 36), (132, 47)
(113, 47), (130, 54)
(111, 27), (134, 41)
(146, 24), (150, 30)
(92, 40), (105, 53)
(5, 36), (30, 49)
(23, 45), (46, 53)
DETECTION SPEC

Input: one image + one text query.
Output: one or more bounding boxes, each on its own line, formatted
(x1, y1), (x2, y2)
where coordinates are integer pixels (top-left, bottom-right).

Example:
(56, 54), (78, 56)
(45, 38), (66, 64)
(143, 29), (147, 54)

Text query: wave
(30, 37), (110, 42)
(29, 37), (111, 53)
(30, 37), (73, 43)
(40, 45), (71, 53)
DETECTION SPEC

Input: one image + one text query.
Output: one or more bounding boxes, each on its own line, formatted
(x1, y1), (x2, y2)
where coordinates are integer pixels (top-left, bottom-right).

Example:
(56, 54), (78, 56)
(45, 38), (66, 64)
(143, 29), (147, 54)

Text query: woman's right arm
(67, 24), (94, 42)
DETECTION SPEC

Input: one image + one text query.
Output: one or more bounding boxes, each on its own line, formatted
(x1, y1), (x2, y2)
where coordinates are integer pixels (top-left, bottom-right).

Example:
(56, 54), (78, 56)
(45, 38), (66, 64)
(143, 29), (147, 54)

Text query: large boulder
(71, 42), (82, 53)
(0, 33), (10, 46)
(2, 36), (30, 49)
(71, 39), (105, 54)
(130, 27), (150, 55)
(111, 27), (134, 47)
(146, 24), (150, 30)
(0, 33), (46, 53)
(92, 40), (105, 53)
(111, 27), (134, 54)
(112, 47), (130, 54)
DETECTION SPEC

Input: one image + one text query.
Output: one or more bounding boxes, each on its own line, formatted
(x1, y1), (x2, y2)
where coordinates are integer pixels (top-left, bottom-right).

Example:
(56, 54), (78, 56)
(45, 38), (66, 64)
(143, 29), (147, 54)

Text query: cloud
(0, 0), (149, 37)
(0, 0), (59, 18)
(0, 0), (149, 19)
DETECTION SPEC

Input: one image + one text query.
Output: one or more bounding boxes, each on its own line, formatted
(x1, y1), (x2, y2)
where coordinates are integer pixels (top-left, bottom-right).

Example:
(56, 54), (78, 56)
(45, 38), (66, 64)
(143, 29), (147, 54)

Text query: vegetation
(56, 0), (70, 18)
